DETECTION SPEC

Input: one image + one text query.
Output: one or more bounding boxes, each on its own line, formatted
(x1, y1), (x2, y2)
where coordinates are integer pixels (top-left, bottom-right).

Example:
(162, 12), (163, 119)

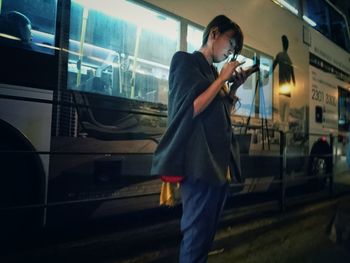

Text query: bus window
(338, 87), (350, 131)
(0, 0), (57, 55)
(303, 0), (331, 38)
(328, 5), (350, 52)
(222, 48), (273, 120)
(303, 0), (350, 52)
(259, 54), (273, 119)
(187, 24), (203, 53)
(233, 53), (256, 118)
(67, 0), (180, 105)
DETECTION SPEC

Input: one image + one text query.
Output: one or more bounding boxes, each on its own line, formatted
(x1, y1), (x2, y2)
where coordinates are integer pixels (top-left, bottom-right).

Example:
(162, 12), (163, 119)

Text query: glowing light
(72, 0), (179, 40)
(279, 83), (292, 95)
(272, 0), (298, 15)
(34, 42), (60, 50)
(271, 0), (283, 8)
(303, 15), (317, 27)
(336, 148), (342, 156)
(0, 33), (21, 41)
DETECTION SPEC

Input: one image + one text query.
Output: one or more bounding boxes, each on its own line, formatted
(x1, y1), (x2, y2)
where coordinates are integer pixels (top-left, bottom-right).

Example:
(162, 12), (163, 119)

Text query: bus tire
(0, 119), (46, 236)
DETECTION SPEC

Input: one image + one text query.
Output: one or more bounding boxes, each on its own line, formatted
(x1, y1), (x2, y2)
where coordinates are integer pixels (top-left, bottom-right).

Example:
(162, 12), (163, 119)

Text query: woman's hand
(218, 60), (245, 83)
(229, 68), (249, 92)
(229, 64), (259, 92)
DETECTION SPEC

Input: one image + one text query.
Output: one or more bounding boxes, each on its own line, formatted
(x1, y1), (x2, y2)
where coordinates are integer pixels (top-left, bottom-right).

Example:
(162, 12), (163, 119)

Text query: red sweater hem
(160, 175), (184, 183)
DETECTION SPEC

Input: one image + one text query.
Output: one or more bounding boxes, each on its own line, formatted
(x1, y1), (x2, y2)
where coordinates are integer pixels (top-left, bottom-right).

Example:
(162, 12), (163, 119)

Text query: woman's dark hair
(202, 15), (243, 59)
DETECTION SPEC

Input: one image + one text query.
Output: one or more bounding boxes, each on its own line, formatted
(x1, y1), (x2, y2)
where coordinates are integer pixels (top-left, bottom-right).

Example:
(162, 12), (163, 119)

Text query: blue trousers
(179, 177), (229, 263)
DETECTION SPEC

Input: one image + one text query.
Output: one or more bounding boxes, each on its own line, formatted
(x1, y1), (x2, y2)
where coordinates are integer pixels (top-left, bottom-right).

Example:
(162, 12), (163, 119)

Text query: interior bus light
(272, 0), (299, 15)
(73, 0), (178, 40)
(303, 15), (317, 27)
(34, 42), (60, 51)
(0, 32), (21, 41)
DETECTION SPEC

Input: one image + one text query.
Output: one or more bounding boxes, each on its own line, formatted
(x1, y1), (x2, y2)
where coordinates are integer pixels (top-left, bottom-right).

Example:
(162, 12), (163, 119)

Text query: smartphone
(227, 63), (259, 83)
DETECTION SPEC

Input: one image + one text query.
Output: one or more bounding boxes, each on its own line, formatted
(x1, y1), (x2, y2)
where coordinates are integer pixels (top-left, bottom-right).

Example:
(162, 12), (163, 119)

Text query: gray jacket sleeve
(151, 51), (211, 177)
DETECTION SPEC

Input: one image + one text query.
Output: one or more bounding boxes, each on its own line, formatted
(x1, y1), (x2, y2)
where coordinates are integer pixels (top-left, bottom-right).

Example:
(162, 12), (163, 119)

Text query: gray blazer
(151, 51), (242, 186)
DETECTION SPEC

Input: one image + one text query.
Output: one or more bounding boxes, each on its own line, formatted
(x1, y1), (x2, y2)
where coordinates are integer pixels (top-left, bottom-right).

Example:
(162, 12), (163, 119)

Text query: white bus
(0, 0), (349, 232)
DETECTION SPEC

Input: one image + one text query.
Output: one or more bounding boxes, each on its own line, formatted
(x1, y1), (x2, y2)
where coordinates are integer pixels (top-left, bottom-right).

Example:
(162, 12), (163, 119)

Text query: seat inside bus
(0, 11), (33, 50)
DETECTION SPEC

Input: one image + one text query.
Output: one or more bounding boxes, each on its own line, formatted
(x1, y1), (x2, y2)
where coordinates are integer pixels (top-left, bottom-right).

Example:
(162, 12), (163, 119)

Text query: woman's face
(212, 29), (236, 63)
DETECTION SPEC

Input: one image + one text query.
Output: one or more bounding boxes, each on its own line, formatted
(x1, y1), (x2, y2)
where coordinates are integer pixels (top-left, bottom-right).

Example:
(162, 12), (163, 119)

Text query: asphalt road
(1, 171), (350, 263)
(208, 196), (350, 263)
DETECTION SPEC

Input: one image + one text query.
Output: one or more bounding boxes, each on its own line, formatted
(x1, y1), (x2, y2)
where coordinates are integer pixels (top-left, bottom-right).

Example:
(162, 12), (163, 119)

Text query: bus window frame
(64, 0), (185, 111)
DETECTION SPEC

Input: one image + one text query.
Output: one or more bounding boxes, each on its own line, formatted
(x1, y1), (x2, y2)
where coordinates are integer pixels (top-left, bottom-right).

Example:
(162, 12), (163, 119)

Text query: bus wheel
(0, 119), (46, 237)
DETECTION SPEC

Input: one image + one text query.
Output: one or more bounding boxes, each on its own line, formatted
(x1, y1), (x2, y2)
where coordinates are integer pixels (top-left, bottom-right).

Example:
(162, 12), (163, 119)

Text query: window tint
(68, 0), (180, 105)
(303, 0), (350, 51)
(0, 0), (57, 54)
(328, 5), (350, 52)
(338, 88), (350, 131)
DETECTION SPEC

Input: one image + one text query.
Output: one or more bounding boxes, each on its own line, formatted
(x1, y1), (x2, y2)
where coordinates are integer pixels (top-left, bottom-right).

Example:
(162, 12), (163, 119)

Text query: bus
(0, 0), (349, 231)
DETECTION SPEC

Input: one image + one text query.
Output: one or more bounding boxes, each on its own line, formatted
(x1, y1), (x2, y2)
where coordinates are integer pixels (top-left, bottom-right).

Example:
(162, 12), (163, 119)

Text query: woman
(152, 15), (248, 263)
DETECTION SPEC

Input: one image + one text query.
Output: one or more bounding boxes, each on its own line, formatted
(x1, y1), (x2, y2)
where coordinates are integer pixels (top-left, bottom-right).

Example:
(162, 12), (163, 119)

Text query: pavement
(2, 171), (350, 263)
(208, 195), (350, 263)
(206, 170), (350, 263)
